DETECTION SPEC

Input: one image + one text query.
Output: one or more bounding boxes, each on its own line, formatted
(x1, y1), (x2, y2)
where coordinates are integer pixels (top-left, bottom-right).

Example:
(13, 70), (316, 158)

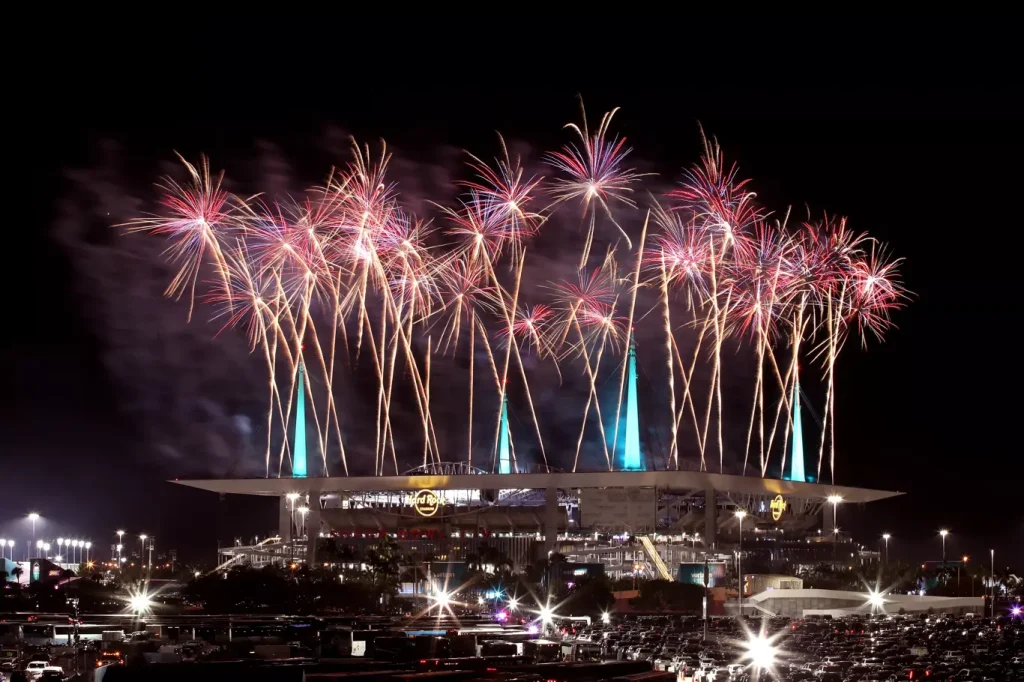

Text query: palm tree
(11, 565), (24, 582)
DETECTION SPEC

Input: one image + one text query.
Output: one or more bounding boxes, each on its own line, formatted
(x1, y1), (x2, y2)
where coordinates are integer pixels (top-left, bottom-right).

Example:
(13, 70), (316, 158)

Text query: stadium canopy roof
(172, 470), (900, 504)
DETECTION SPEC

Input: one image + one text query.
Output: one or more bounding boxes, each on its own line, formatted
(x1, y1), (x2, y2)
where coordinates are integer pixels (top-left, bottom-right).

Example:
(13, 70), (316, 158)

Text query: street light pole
(939, 530), (949, 565)
(990, 549), (995, 618)
(882, 534), (891, 566)
(28, 513), (39, 547)
(735, 510), (747, 616)
(827, 496), (842, 565)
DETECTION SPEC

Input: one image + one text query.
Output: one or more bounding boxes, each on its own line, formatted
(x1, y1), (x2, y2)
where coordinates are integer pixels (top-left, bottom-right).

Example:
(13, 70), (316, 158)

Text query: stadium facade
(177, 466), (899, 580)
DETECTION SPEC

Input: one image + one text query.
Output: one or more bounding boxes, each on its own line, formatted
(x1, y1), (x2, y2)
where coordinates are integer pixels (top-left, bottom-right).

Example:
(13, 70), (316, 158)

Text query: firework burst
(127, 103), (908, 483)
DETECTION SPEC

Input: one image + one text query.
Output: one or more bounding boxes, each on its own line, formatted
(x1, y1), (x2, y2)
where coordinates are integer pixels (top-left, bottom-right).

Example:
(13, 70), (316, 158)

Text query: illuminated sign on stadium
(770, 495), (787, 521)
(413, 490), (442, 517)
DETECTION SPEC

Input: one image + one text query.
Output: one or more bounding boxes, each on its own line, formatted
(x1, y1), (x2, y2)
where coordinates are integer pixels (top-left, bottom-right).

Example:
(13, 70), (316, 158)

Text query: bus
(0, 624), (23, 644)
(23, 623), (57, 646)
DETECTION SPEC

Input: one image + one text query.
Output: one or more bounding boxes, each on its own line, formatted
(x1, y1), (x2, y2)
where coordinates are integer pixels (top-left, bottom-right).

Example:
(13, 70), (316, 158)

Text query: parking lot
(561, 613), (1022, 681)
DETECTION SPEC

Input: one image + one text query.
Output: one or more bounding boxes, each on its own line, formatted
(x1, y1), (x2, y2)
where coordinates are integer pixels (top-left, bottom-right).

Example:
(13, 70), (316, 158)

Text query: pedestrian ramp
(639, 535), (674, 581)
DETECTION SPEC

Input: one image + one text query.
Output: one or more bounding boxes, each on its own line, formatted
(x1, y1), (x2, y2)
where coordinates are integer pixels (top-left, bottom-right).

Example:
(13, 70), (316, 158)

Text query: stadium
(177, 465), (899, 583)
(175, 347), (901, 584)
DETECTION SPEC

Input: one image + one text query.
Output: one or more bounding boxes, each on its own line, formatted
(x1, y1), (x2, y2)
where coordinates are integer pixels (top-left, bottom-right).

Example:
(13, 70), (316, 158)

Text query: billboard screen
(676, 561), (727, 587)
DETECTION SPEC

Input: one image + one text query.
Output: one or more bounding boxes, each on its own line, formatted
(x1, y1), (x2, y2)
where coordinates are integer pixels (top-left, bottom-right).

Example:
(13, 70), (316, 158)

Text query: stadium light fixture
(744, 632), (777, 670)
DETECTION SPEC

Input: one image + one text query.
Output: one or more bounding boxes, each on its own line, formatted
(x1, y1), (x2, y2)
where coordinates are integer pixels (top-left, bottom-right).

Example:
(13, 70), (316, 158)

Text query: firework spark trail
(296, 307), (344, 475)
(475, 247), (548, 469)
(758, 258), (788, 476)
(742, 341), (762, 477)
(208, 245), (288, 476)
(661, 254), (678, 469)
(773, 304), (808, 479)
(703, 238), (736, 473)
(474, 315), (503, 389)
(609, 211), (649, 468)
(366, 222), (444, 471)
(256, 270), (304, 476)
(323, 269), (351, 474)
(287, 280), (331, 472)
(468, 315), (474, 467)
(362, 303), (403, 475)
(667, 331), (703, 469)
(761, 321), (796, 470)
(378, 257), (422, 474)
(670, 307), (715, 471)
(570, 302), (614, 472)
(424, 335), (432, 467)
(374, 299), (390, 475)
(816, 286), (837, 483)
(492, 257), (526, 472)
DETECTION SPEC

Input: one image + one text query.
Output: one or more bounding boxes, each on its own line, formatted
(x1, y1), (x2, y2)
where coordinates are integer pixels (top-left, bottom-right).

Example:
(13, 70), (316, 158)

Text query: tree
(629, 579), (703, 612)
(11, 566), (23, 582)
(365, 535), (401, 604)
(559, 575), (615, 617)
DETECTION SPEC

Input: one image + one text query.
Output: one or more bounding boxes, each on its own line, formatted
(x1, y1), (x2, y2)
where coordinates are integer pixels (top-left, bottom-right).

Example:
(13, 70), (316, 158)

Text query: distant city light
(508, 597), (519, 611)
(527, 624), (539, 635)
(601, 612), (611, 624)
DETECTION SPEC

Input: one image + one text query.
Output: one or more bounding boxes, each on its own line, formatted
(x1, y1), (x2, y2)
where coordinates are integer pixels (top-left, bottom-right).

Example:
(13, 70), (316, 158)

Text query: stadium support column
(823, 503), (835, 536)
(622, 337), (644, 471)
(788, 371), (807, 482)
(498, 392), (512, 474)
(704, 489), (717, 550)
(293, 360), (308, 478)
(544, 487), (558, 557)
(306, 498), (321, 566)
(279, 496), (292, 544)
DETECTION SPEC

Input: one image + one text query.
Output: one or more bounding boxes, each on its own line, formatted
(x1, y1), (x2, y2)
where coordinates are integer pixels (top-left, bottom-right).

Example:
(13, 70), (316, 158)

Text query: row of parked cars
(559, 612), (1022, 681)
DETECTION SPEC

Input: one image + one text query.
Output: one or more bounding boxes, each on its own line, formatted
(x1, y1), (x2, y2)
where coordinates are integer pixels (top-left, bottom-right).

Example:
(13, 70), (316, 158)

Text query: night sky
(6, 21), (1022, 567)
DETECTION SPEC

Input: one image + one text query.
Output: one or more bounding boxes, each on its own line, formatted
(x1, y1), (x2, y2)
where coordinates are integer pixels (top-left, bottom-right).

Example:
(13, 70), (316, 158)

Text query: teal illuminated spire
(292, 360), (307, 478)
(788, 370), (806, 482)
(498, 391), (512, 474)
(622, 336), (644, 471)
